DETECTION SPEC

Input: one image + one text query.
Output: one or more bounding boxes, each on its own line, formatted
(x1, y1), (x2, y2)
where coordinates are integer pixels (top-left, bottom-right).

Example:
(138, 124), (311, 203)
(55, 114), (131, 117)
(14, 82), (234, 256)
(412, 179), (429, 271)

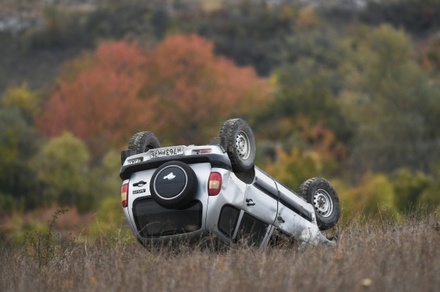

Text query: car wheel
(150, 161), (198, 209)
(220, 118), (256, 173)
(298, 177), (340, 230)
(128, 131), (161, 154)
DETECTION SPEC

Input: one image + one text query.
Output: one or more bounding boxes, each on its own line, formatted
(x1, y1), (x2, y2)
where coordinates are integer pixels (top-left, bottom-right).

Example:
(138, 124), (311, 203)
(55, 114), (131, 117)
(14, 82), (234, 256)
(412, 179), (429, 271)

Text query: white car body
(120, 143), (335, 249)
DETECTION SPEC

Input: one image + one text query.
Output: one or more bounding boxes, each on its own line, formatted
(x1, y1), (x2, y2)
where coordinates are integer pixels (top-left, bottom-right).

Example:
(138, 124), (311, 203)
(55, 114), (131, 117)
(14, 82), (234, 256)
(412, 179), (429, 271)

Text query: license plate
(150, 146), (184, 159)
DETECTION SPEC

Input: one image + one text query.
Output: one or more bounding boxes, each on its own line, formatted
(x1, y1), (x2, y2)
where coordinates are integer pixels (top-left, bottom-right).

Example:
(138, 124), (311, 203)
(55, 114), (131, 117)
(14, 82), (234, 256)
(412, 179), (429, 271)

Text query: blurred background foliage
(1, 0), (440, 242)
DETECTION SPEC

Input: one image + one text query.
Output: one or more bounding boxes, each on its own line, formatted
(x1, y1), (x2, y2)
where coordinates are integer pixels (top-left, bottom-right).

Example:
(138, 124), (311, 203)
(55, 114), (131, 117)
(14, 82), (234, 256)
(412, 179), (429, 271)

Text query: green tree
(0, 85), (42, 211)
(88, 149), (121, 199)
(255, 23), (350, 170)
(391, 168), (432, 213)
(261, 57), (350, 145)
(360, 0), (440, 34)
(185, 0), (298, 76)
(418, 188), (440, 213)
(417, 165), (440, 212)
(340, 24), (440, 174)
(0, 108), (40, 210)
(346, 172), (399, 219)
(1, 83), (41, 122)
(31, 132), (96, 213)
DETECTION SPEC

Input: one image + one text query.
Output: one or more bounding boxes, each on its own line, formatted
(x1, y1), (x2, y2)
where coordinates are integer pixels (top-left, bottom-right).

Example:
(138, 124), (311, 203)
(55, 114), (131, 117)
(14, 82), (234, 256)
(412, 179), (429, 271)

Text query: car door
(275, 182), (315, 237)
(242, 168), (279, 225)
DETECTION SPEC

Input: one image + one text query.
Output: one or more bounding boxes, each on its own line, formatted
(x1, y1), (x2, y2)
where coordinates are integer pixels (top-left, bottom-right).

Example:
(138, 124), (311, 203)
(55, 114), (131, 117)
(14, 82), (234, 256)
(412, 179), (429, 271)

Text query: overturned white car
(120, 118), (340, 249)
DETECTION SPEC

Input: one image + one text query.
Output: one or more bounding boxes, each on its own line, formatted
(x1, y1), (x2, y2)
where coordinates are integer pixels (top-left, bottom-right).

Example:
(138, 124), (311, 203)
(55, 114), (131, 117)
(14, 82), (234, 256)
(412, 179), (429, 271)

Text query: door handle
(277, 215), (285, 223)
(246, 198), (255, 206)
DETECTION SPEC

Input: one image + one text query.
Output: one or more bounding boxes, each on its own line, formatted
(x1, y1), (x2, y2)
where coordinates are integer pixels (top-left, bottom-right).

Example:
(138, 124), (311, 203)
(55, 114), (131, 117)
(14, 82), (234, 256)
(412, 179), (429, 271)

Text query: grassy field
(1, 214), (439, 292)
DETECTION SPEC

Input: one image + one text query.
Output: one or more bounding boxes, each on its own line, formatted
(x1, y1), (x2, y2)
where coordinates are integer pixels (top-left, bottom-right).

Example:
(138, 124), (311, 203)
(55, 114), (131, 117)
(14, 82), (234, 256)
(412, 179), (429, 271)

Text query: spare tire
(128, 131), (161, 154)
(150, 161), (198, 209)
(298, 177), (340, 230)
(220, 118), (256, 173)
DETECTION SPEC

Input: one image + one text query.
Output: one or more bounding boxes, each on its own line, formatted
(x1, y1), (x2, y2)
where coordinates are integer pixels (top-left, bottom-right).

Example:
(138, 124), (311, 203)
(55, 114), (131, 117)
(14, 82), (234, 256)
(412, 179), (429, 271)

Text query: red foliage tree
(142, 34), (272, 144)
(36, 35), (272, 158)
(37, 41), (155, 157)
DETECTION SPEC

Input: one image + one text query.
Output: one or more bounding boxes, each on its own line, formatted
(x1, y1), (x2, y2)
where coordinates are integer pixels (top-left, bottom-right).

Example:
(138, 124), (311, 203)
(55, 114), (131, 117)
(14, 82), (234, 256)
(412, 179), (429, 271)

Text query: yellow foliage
(269, 72), (279, 87)
(1, 83), (40, 116)
(264, 147), (322, 190)
(279, 5), (295, 22)
(342, 173), (399, 219)
(328, 179), (352, 221)
(295, 6), (320, 30)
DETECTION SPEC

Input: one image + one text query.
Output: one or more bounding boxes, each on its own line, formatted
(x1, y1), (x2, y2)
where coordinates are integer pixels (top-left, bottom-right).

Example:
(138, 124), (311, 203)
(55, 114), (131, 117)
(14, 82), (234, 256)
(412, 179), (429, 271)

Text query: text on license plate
(150, 146), (184, 158)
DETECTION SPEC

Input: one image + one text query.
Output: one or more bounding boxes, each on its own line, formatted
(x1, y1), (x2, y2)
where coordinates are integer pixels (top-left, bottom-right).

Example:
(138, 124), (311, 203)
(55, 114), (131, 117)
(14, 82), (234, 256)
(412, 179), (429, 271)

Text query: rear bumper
(120, 154), (232, 180)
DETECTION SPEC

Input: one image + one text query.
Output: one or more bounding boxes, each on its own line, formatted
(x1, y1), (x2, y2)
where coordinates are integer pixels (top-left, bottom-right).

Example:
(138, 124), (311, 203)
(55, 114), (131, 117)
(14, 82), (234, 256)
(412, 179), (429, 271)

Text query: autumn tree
(36, 34), (272, 158)
(36, 41), (156, 158)
(418, 34), (440, 82)
(142, 34), (272, 145)
(263, 118), (346, 189)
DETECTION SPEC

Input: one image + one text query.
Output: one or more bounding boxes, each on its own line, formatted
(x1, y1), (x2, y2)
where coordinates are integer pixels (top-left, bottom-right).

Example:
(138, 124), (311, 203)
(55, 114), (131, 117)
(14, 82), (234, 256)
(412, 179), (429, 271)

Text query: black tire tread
(128, 131), (160, 154)
(219, 118), (256, 173)
(298, 177), (340, 230)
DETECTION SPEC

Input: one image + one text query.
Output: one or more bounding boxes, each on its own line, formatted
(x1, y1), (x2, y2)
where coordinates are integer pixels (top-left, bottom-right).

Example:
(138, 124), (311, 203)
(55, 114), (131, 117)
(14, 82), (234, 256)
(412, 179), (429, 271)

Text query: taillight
(208, 172), (222, 196)
(121, 180), (129, 208)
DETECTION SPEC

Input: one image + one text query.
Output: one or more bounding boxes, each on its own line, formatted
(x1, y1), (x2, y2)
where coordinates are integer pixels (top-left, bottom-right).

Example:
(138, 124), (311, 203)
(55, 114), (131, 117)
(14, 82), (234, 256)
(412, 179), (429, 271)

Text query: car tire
(128, 131), (161, 154)
(220, 118), (256, 173)
(298, 177), (340, 230)
(150, 161), (198, 209)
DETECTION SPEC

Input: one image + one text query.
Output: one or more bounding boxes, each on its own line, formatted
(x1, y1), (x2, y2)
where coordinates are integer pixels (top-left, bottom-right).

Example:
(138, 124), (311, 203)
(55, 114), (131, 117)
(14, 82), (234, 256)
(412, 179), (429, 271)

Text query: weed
(23, 208), (71, 268)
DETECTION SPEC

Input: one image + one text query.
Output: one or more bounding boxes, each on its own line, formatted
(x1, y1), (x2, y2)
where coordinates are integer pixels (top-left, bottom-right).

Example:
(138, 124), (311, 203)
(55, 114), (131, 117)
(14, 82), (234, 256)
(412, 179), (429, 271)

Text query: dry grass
(1, 214), (439, 292)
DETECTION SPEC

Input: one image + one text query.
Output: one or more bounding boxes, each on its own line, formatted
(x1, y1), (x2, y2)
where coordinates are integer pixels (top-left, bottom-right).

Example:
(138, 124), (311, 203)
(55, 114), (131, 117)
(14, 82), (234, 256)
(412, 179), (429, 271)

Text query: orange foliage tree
(419, 34), (440, 78)
(36, 42), (153, 158)
(264, 116), (346, 188)
(141, 34), (272, 144)
(36, 34), (273, 158)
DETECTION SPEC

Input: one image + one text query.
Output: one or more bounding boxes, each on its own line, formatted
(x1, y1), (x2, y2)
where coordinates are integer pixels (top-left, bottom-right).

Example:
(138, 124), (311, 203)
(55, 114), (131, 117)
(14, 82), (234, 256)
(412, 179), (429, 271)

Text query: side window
(235, 213), (268, 247)
(218, 205), (240, 238)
